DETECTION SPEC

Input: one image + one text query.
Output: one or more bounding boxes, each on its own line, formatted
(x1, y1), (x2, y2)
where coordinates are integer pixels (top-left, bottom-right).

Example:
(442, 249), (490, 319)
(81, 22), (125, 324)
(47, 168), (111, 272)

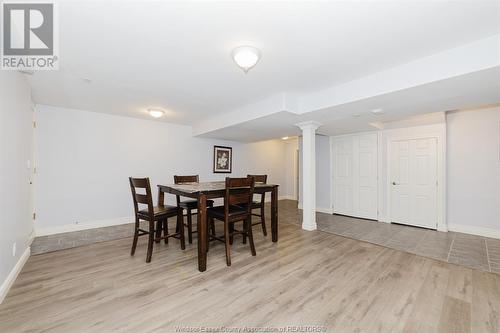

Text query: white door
(353, 134), (378, 219)
(332, 134), (378, 220)
(333, 137), (353, 216)
(390, 138), (438, 229)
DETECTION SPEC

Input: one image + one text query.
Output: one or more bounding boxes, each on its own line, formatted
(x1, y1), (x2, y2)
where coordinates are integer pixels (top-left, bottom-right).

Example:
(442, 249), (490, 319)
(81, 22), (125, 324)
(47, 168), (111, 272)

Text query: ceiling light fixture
(371, 108), (385, 115)
(148, 108), (164, 118)
(232, 45), (261, 73)
(282, 136), (289, 140)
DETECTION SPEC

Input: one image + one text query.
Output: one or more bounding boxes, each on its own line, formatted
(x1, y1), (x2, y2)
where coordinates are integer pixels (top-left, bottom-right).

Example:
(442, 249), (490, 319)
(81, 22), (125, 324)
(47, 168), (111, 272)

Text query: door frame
(385, 124), (447, 231)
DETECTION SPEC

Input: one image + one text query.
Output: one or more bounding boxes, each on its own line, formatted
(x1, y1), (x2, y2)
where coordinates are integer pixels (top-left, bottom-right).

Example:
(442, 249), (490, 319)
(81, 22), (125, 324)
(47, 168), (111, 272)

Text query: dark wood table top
(158, 181), (278, 195)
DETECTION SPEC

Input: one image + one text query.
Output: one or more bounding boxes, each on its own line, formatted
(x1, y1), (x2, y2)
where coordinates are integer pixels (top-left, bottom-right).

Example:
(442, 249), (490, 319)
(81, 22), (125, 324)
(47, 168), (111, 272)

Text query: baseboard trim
(378, 217), (391, 223)
(302, 224), (317, 231)
(316, 207), (333, 214)
(278, 195), (296, 201)
(297, 203), (332, 214)
(263, 195), (295, 203)
(448, 224), (500, 239)
(36, 197), (297, 237)
(35, 217), (133, 237)
(26, 230), (35, 246)
(0, 247), (30, 304)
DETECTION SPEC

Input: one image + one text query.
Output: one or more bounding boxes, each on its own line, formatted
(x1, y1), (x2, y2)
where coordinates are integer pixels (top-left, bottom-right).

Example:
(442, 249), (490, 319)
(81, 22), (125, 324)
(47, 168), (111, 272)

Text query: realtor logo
(1, 2), (59, 70)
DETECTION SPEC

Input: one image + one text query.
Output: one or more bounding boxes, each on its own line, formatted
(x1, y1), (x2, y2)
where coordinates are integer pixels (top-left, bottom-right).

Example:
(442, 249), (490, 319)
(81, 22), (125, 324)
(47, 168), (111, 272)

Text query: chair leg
(178, 212), (185, 250)
(261, 206), (267, 236)
(131, 217), (140, 256)
(207, 217), (214, 252)
(187, 209), (193, 244)
(242, 219), (247, 244)
(146, 220), (155, 263)
(229, 222), (235, 245)
(155, 220), (162, 243)
(210, 218), (216, 237)
(163, 218), (169, 244)
(247, 217), (256, 256)
(224, 220), (231, 266)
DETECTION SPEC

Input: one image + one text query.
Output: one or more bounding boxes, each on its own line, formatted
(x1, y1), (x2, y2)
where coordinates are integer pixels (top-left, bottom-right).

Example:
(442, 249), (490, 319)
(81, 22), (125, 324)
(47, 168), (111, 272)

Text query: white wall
(447, 107), (500, 236)
(34, 105), (291, 235)
(0, 72), (34, 302)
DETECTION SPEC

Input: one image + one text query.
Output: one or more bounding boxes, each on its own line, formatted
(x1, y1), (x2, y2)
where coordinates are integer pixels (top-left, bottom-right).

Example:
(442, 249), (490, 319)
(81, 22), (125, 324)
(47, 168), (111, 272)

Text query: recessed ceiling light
(232, 45), (261, 73)
(148, 108), (164, 118)
(282, 136), (289, 140)
(371, 108), (385, 115)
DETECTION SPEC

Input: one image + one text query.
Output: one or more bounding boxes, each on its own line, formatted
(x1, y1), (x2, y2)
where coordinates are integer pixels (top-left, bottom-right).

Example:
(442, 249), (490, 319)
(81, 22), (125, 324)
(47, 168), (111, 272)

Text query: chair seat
(238, 201), (262, 209)
(138, 205), (179, 219)
(178, 199), (214, 210)
(207, 205), (247, 220)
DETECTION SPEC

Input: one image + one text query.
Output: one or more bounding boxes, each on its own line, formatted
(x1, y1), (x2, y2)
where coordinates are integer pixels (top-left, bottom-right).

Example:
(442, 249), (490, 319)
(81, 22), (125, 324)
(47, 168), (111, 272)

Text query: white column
(295, 121), (322, 231)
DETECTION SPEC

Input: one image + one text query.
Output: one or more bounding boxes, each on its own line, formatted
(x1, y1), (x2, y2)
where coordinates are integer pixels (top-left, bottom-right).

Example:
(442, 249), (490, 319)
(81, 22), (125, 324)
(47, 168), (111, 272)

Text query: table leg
(197, 194), (207, 272)
(271, 187), (278, 242)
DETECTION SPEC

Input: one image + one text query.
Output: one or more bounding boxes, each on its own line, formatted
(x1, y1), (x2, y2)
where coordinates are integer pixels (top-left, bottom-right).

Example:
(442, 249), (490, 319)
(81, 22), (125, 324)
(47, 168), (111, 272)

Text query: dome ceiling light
(148, 108), (165, 118)
(232, 45), (261, 73)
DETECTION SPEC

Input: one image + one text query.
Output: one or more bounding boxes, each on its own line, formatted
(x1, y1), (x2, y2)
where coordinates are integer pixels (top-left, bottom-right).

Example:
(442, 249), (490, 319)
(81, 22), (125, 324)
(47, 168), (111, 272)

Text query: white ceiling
(199, 67), (500, 141)
(29, 0), (500, 129)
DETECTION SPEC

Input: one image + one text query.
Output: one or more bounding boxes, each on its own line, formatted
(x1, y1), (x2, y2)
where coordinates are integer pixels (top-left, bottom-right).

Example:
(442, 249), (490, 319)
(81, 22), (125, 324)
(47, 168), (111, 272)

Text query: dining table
(158, 181), (279, 272)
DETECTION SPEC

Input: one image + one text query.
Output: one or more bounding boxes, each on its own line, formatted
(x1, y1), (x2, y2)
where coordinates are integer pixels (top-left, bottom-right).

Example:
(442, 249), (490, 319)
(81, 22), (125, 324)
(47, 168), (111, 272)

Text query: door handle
(392, 182), (399, 185)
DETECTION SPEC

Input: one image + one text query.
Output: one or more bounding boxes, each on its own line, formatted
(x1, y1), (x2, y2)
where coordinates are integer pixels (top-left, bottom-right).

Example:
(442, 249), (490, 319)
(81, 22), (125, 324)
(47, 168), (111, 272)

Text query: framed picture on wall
(213, 146), (232, 173)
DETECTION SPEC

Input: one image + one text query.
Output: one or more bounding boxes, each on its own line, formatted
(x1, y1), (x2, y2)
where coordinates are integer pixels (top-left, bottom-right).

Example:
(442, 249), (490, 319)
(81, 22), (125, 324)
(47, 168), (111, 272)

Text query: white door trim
(385, 124), (447, 231)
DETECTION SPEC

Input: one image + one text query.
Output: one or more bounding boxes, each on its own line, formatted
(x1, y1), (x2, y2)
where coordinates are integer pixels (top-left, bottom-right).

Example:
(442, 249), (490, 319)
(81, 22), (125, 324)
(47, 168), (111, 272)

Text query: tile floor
(277, 200), (499, 274)
(32, 199), (500, 274)
(32, 224), (134, 254)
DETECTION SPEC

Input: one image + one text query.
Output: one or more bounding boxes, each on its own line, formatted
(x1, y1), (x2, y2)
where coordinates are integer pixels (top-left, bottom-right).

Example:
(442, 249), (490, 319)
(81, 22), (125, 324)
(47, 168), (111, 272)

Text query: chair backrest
(173, 175), (199, 205)
(129, 177), (154, 217)
(248, 174), (267, 202)
(247, 174), (267, 184)
(174, 175), (199, 184)
(224, 176), (255, 216)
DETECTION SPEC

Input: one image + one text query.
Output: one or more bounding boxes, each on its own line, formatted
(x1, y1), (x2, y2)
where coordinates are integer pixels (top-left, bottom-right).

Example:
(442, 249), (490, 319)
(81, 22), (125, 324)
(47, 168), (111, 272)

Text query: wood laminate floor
(31, 200), (500, 275)
(2, 221), (500, 332)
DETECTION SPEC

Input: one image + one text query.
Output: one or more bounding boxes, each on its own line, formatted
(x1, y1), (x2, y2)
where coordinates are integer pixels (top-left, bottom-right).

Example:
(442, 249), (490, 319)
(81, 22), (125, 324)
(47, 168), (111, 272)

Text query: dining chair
(207, 176), (256, 266)
(174, 175), (214, 244)
(129, 177), (185, 263)
(246, 174), (268, 237)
